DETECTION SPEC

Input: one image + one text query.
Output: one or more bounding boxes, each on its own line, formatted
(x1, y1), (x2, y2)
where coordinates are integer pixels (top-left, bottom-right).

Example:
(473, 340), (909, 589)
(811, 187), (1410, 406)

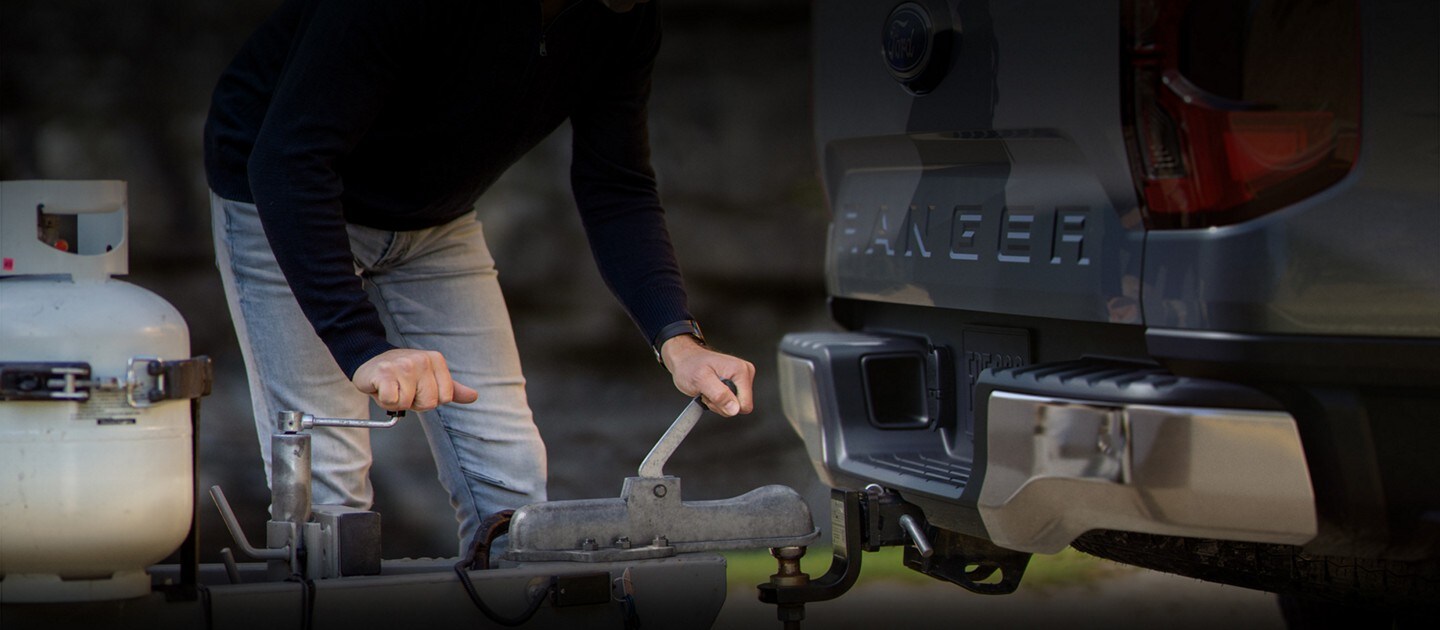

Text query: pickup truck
(777, 0), (1439, 620)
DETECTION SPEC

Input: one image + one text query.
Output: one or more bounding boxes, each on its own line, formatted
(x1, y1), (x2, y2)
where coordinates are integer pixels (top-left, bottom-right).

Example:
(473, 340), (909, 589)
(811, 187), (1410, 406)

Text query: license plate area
(956, 326), (1032, 447)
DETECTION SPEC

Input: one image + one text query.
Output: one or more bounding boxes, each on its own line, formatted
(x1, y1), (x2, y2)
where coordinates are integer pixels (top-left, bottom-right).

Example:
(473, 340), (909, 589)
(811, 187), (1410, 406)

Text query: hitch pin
(899, 514), (934, 558)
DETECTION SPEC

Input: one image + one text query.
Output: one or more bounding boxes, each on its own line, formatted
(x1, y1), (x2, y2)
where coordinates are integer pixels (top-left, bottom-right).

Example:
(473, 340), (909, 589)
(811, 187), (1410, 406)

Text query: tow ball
(757, 485), (1033, 629)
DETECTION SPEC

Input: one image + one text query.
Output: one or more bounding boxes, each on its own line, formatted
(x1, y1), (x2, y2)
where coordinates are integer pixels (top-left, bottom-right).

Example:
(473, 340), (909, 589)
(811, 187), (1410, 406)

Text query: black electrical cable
(621, 593), (641, 629)
(302, 578), (316, 630)
(199, 584), (214, 630)
(453, 564), (555, 627)
(285, 573), (316, 630)
(450, 509), (551, 626)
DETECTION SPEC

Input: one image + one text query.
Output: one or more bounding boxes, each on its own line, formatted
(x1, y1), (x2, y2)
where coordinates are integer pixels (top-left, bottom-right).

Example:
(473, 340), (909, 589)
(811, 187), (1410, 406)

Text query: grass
(722, 546), (1130, 592)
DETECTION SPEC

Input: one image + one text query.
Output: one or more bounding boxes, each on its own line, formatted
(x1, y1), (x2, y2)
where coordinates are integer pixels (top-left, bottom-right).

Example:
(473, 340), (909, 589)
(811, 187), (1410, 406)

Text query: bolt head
(652, 484), (667, 498)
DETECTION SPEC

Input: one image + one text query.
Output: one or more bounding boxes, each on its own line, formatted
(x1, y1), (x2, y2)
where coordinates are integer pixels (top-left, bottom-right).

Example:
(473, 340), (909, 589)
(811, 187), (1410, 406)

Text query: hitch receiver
(758, 486), (1032, 627)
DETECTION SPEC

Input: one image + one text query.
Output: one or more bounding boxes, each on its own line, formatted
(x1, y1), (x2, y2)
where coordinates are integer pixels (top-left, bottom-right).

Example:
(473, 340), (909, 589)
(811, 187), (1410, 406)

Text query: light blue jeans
(211, 192), (547, 553)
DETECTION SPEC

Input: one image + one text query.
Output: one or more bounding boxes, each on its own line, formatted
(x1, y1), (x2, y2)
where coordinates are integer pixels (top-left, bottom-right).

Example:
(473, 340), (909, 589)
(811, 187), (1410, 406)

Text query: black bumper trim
(1147, 329), (1440, 387)
(979, 358), (1286, 411)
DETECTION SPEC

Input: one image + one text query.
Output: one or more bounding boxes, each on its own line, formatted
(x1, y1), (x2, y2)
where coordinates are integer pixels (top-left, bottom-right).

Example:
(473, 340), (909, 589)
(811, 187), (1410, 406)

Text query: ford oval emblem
(882, 2), (953, 94)
(883, 3), (933, 82)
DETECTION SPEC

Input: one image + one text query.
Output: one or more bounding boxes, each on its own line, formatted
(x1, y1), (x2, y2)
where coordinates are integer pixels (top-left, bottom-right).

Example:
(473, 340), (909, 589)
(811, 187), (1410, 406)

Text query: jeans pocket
(346, 223), (399, 273)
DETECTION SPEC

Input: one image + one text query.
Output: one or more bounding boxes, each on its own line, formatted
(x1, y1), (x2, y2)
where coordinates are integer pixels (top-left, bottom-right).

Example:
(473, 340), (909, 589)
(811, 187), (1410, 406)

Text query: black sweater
(204, 0), (690, 378)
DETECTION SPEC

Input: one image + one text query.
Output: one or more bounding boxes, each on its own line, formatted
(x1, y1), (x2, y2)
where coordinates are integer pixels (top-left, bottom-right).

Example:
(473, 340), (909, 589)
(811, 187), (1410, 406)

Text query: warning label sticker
(74, 390), (138, 424)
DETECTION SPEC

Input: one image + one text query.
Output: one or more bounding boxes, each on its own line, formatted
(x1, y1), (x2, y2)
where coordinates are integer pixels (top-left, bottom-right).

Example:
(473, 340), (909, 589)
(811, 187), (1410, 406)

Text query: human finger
(412, 365), (440, 411)
(428, 351), (455, 406)
(452, 381), (479, 404)
(374, 376), (402, 411)
(726, 361), (757, 414)
(698, 373), (741, 417)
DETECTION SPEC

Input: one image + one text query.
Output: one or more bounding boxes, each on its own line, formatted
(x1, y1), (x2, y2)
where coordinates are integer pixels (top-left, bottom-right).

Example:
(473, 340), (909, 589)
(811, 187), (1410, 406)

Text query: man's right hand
(352, 348), (479, 412)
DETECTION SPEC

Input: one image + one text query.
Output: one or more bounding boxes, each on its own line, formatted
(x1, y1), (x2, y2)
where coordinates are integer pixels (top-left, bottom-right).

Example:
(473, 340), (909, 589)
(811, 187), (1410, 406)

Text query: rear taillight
(1124, 0), (1361, 229)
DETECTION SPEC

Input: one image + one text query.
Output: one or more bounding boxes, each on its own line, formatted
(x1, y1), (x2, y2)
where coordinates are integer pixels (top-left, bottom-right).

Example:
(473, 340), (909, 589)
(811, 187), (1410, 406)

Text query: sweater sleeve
(569, 3), (693, 347)
(246, 0), (417, 378)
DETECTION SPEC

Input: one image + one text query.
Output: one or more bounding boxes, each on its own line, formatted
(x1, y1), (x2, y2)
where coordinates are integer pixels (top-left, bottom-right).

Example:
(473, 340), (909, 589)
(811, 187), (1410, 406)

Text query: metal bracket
(902, 527), (1032, 595)
(860, 484), (933, 556)
(759, 484), (1022, 612)
(125, 357), (165, 407)
(0, 356), (211, 407)
(209, 485), (290, 562)
(755, 486), (937, 606)
(0, 362), (91, 401)
(126, 356), (214, 407)
(211, 409), (395, 581)
(758, 489), (866, 606)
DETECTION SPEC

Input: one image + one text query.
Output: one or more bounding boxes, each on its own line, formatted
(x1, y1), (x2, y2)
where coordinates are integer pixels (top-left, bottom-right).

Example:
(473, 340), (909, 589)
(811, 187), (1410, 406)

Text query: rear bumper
(779, 331), (1318, 553)
(978, 391), (1315, 553)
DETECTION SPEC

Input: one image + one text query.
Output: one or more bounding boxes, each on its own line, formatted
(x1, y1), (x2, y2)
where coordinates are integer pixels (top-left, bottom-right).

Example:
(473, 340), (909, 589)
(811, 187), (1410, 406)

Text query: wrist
(659, 334), (707, 371)
(651, 319), (704, 364)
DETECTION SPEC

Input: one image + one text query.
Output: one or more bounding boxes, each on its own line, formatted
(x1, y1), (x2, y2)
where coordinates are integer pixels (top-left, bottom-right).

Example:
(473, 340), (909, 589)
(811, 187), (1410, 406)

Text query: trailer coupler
(757, 485), (1031, 628)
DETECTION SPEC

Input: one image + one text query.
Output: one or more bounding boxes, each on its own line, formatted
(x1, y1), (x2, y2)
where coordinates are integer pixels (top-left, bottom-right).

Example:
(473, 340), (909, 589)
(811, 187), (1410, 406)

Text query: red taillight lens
(1125, 0), (1361, 229)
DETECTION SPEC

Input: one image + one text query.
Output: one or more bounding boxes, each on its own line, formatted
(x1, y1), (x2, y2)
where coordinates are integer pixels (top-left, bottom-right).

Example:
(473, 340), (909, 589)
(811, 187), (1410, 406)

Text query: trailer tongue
(0, 181), (828, 628)
(5, 366), (817, 629)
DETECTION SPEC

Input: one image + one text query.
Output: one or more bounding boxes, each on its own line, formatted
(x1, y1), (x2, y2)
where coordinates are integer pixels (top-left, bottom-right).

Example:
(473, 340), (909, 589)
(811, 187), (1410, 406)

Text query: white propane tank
(0, 180), (195, 602)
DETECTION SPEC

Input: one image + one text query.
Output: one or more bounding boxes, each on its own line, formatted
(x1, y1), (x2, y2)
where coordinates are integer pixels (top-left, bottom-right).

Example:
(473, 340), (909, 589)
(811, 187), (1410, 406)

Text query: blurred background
(1, 0), (834, 560)
(0, 4), (1305, 625)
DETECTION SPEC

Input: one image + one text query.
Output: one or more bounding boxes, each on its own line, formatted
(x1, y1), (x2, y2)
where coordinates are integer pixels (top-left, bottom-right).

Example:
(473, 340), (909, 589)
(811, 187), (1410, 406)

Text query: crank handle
(277, 410), (404, 433)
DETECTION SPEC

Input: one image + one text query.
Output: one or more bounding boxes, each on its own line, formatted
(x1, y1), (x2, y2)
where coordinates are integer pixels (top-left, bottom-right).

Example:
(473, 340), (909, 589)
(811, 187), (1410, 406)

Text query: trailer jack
(757, 485), (1032, 628)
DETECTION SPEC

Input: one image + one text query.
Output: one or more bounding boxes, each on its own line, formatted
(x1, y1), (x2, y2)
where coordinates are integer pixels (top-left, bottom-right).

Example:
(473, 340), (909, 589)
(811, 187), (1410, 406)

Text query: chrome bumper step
(976, 360), (1317, 552)
(779, 332), (1318, 555)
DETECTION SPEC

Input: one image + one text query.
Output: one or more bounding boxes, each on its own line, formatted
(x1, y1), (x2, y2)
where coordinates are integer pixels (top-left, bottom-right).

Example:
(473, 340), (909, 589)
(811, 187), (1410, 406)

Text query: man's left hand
(659, 335), (755, 417)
